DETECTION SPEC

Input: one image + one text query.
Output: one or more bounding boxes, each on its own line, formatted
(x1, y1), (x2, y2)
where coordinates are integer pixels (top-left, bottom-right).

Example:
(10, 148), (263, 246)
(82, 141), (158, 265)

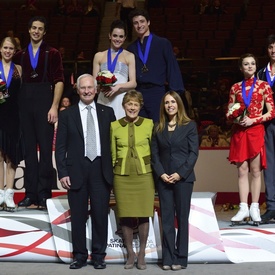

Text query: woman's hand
(161, 173), (171, 183)
(161, 173), (181, 184)
(100, 85), (120, 97)
(239, 115), (253, 127)
(98, 86), (111, 95)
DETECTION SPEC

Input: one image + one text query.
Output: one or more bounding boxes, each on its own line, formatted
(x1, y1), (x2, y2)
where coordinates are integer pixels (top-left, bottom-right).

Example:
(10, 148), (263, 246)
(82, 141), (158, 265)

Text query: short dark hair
(109, 20), (127, 36)
(266, 34), (275, 47)
(129, 9), (150, 22)
(238, 53), (257, 68)
(28, 16), (48, 32)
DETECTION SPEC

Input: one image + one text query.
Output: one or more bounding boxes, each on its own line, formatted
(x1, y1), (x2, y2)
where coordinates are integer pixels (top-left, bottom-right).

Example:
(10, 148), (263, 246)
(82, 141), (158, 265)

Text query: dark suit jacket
(151, 121), (199, 182)
(55, 102), (116, 189)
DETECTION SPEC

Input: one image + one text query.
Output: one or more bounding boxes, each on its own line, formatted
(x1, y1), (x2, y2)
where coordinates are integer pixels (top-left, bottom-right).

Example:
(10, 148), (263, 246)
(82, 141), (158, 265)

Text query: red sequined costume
(226, 78), (275, 168)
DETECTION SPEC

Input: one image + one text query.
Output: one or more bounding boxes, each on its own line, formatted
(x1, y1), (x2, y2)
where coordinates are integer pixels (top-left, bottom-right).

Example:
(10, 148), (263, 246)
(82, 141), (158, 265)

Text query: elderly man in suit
(55, 74), (116, 270)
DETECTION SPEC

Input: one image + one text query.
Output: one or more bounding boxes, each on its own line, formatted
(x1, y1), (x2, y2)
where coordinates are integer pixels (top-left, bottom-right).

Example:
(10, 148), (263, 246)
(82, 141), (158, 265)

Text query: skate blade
(251, 221), (260, 226)
(4, 206), (17, 212)
(2, 203), (17, 212)
(230, 217), (250, 226)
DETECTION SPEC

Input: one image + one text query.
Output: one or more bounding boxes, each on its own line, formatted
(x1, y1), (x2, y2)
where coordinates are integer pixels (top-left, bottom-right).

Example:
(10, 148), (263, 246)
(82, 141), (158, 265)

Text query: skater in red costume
(226, 53), (275, 225)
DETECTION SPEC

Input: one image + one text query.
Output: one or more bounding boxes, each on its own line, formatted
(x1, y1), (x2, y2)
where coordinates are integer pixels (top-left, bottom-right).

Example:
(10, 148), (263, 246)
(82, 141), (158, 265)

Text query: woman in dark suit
(151, 91), (199, 271)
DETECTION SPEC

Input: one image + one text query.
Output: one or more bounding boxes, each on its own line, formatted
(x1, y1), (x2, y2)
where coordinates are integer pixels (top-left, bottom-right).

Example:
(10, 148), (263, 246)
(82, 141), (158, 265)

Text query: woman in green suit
(110, 90), (154, 270)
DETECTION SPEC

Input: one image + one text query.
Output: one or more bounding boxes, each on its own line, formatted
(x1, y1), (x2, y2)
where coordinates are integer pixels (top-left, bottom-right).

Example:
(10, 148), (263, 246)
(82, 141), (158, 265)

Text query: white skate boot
(250, 202), (261, 225)
(0, 189), (4, 208)
(4, 189), (16, 211)
(231, 202), (250, 225)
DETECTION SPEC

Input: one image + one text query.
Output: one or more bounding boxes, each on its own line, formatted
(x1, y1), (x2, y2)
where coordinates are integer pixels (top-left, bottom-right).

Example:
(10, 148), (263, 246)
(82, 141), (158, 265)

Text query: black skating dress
(0, 65), (23, 165)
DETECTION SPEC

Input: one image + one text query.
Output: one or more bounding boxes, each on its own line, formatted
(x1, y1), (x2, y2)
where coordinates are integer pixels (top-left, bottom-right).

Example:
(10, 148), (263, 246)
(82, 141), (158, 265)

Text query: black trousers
(68, 157), (111, 262)
(18, 82), (54, 201)
(157, 179), (193, 267)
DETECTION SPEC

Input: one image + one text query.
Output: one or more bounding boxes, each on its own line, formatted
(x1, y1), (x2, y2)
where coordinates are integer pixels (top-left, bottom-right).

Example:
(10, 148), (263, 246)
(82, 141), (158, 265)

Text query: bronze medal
(142, 64), (149, 73)
(30, 70), (38, 78)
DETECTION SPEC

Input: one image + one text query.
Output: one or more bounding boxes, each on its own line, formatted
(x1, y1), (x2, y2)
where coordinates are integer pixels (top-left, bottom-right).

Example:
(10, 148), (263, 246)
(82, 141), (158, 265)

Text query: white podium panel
(1, 193), (275, 263)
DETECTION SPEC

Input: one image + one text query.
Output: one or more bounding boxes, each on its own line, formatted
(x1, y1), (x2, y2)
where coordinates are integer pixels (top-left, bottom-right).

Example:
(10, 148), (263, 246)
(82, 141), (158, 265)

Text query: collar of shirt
(267, 62), (275, 79)
(79, 100), (96, 111)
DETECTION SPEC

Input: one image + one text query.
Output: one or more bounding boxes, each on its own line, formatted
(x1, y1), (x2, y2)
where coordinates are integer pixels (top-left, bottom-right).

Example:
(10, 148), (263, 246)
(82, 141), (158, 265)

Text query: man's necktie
(86, 105), (97, 161)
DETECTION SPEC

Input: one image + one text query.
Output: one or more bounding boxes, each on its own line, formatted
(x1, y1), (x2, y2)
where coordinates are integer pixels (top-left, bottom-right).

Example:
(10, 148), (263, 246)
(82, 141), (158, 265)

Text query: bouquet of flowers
(227, 102), (247, 120)
(0, 78), (7, 104)
(96, 70), (117, 86)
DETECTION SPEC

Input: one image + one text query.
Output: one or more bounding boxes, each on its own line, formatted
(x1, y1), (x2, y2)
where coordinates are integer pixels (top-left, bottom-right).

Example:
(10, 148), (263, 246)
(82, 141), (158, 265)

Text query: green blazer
(111, 117), (154, 175)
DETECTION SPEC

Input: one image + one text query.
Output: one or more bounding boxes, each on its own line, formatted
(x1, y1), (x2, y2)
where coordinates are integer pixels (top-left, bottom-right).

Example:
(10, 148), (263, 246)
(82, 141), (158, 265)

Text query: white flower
(228, 102), (241, 115)
(98, 70), (114, 78)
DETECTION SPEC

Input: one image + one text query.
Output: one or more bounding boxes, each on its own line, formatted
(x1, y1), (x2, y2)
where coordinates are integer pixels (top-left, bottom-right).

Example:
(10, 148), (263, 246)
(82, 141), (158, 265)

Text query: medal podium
(1, 192), (275, 263)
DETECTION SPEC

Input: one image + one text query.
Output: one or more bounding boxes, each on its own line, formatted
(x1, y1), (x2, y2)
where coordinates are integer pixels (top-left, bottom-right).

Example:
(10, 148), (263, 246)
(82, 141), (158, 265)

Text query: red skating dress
(227, 78), (275, 168)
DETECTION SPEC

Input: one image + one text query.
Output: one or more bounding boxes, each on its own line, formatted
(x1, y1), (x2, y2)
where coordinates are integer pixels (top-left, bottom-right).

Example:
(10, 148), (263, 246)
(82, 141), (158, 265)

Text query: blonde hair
(0, 36), (17, 48)
(122, 90), (144, 107)
(155, 91), (191, 132)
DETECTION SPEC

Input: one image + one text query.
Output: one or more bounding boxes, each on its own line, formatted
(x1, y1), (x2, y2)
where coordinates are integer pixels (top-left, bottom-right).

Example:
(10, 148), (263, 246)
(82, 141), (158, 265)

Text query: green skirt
(113, 158), (155, 218)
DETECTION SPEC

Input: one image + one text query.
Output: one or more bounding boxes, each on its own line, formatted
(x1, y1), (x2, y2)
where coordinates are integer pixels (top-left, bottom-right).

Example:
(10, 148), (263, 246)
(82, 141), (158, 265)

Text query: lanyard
(28, 42), (40, 70)
(107, 48), (123, 73)
(0, 61), (14, 88)
(242, 77), (256, 108)
(137, 34), (152, 66)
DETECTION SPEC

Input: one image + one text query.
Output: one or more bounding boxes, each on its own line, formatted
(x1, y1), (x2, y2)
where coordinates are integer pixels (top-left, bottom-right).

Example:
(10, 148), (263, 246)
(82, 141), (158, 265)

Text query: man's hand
(60, 176), (71, 190)
(48, 107), (58, 124)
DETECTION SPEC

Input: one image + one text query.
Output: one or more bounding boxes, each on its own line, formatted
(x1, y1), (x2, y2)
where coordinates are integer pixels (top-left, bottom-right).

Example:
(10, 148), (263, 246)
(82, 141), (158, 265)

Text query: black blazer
(55, 102), (116, 189)
(151, 121), (199, 182)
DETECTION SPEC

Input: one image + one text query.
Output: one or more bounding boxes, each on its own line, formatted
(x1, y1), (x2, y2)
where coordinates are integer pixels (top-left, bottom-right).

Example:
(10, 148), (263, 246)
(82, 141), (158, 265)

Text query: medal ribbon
(265, 65), (275, 87)
(28, 43), (40, 70)
(242, 77), (256, 108)
(107, 48), (123, 73)
(137, 34), (152, 67)
(0, 61), (14, 88)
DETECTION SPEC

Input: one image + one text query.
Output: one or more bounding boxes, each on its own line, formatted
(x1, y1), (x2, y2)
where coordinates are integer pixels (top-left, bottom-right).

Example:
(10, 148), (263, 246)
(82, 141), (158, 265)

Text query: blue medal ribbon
(242, 77), (256, 108)
(137, 34), (152, 69)
(0, 61), (15, 89)
(28, 42), (40, 70)
(107, 48), (123, 73)
(265, 65), (275, 87)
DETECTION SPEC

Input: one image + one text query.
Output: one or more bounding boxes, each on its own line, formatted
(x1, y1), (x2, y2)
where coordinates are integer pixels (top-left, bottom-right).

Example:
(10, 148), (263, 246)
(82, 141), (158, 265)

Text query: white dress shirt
(79, 100), (101, 157)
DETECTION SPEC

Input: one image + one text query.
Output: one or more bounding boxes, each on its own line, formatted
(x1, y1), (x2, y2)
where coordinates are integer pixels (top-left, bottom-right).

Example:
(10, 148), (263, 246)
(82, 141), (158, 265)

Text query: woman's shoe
(250, 202), (261, 225)
(124, 253), (135, 269)
(137, 253), (146, 270)
(0, 190), (4, 206)
(171, 264), (182, 271)
(124, 262), (134, 269)
(137, 263), (147, 270)
(162, 265), (171, 270)
(4, 189), (16, 210)
(231, 202), (250, 225)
